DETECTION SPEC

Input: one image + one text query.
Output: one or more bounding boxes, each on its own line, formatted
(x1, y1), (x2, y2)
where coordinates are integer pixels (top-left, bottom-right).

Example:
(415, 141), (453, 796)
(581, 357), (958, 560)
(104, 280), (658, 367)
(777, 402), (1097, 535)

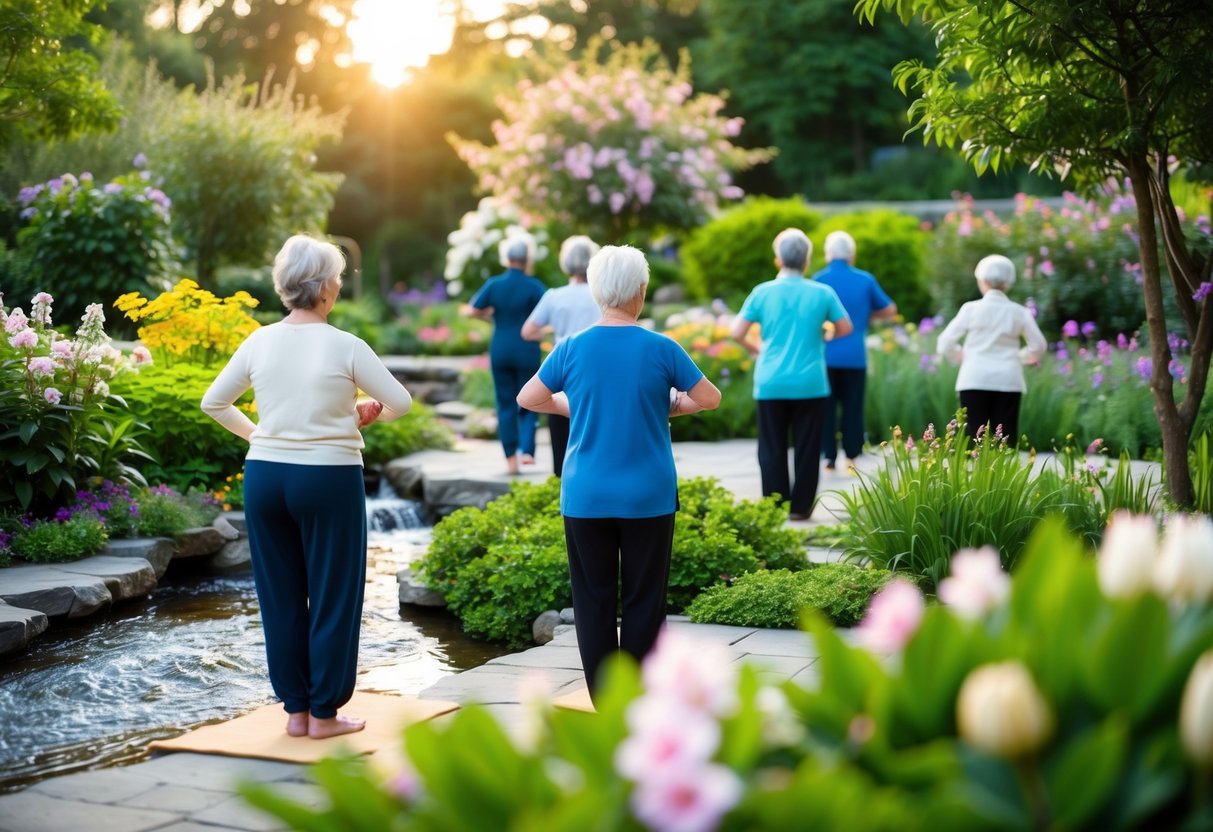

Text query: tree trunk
(1127, 155), (1194, 507)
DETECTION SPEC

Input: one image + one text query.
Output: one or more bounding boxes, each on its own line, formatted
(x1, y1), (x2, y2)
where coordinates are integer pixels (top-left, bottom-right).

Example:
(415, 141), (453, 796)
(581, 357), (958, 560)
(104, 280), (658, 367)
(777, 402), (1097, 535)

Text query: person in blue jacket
(463, 234), (548, 475)
(517, 245), (721, 696)
(812, 231), (898, 473)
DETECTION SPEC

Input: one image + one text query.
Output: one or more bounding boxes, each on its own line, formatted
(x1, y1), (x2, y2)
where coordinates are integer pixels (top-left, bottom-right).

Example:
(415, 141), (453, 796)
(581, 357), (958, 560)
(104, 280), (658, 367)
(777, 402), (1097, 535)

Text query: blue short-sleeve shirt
(471, 268), (548, 363)
(813, 260), (894, 369)
(738, 273), (848, 400)
(538, 326), (705, 518)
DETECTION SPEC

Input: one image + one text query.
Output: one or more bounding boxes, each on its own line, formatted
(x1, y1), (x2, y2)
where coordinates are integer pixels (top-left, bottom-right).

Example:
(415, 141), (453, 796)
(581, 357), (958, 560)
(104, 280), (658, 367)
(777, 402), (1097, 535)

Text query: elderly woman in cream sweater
(202, 235), (413, 740)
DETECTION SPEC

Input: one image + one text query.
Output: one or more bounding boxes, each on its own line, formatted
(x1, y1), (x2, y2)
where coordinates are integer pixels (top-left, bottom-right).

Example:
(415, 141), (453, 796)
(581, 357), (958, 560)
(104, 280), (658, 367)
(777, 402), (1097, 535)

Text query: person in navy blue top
(463, 234), (549, 475)
(812, 231), (897, 473)
(518, 245), (721, 696)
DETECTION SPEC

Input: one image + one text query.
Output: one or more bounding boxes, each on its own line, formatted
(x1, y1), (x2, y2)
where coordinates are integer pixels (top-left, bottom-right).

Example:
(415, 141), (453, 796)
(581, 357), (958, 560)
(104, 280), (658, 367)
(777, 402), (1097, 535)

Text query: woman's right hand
(356, 399), (384, 428)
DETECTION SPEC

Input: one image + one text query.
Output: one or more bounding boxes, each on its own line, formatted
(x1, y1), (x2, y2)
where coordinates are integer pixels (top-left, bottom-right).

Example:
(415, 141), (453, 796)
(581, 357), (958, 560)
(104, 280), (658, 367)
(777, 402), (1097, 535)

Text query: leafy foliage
(360, 402), (455, 467)
(134, 485), (213, 538)
(680, 197), (822, 306)
(11, 515), (108, 563)
(687, 563), (894, 629)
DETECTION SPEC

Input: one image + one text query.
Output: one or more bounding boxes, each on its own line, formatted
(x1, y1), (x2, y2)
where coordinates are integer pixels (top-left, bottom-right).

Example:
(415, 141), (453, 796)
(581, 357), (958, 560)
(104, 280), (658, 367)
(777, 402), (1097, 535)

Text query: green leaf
(1045, 716), (1129, 827)
(1082, 593), (1170, 720)
(16, 479), (32, 509)
(19, 421), (38, 443)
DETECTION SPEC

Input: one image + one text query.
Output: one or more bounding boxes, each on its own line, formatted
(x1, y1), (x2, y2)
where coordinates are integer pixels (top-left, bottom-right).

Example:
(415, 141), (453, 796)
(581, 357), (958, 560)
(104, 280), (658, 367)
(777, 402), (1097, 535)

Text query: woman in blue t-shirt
(518, 245), (721, 696)
(462, 234), (549, 474)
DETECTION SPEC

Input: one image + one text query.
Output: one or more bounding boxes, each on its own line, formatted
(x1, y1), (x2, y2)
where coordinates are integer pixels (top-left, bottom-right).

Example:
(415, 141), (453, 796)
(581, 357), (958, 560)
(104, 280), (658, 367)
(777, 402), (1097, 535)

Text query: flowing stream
(0, 494), (506, 794)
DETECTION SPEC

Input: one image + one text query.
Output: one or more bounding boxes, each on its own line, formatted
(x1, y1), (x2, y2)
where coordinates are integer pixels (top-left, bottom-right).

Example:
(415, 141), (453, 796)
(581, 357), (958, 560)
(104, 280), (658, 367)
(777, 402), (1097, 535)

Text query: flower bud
(1153, 514), (1213, 605)
(1181, 651), (1213, 764)
(1097, 512), (1158, 598)
(957, 662), (1053, 758)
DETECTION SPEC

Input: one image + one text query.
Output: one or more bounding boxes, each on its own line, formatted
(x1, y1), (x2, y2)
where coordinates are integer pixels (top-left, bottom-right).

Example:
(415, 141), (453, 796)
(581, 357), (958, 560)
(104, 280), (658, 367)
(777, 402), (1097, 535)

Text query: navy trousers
(959, 389), (1022, 443)
(563, 514), (676, 695)
(242, 460), (366, 719)
(756, 397), (826, 516)
(490, 359), (538, 457)
(822, 367), (867, 463)
(549, 414), (570, 477)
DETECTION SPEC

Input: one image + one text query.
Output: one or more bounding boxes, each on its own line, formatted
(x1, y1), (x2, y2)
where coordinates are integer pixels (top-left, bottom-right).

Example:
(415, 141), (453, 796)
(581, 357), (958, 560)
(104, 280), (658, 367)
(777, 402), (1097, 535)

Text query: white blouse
(936, 290), (1047, 393)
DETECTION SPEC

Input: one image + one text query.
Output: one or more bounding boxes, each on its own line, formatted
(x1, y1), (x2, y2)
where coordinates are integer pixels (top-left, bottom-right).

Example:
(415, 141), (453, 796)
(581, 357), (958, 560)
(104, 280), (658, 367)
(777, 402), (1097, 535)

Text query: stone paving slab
(0, 563), (111, 619)
(56, 555), (157, 601)
(732, 628), (819, 658)
(28, 768), (161, 803)
(0, 790), (180, 832)
(486, 645), (583, 671)
(421, 664), (585, 704)
(0, 601), (47, 656)
(101, 537), (175, 579)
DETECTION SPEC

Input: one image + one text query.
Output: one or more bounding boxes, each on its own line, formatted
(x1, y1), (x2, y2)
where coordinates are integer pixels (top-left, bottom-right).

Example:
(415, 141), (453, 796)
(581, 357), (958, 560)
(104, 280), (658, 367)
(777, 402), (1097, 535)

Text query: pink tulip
(630, 763), (743, 832)
(938, 547), (1011, 619)
(856, 578), (925, 653)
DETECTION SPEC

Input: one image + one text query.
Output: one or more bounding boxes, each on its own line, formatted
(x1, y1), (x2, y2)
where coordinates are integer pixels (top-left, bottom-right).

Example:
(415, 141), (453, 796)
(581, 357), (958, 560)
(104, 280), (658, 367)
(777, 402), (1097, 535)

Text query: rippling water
(0, 529), (507, 793)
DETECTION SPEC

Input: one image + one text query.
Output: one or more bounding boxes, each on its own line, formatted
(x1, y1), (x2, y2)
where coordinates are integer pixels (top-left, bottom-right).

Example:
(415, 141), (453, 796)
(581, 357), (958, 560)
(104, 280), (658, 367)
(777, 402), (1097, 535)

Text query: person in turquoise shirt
(812, 230), (898, 473)
(518, 245), (721, 696)
(462, 234), (548, 475)
(730, 228), (852, 521)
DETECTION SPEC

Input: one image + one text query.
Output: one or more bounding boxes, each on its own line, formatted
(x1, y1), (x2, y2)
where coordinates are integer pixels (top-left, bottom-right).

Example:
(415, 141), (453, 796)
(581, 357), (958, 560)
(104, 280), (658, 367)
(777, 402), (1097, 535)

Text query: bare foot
(286, 712), (309, 737)
(308, 714), (366, 739)
(506, 455), (520, 475)
(520, 453), (535, 466)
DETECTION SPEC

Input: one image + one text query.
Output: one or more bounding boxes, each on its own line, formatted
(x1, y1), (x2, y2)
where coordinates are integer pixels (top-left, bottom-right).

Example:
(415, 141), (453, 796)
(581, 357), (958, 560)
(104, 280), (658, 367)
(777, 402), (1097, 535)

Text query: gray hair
(273, 235), (345, 310)
(975, 254), (1016, 289)
(773, 228), (811, 272)
(499, 232), (536, 268)
(588, 245), (649, 310)
(823, 230), (856, 262)
(559, 235), (600, 277)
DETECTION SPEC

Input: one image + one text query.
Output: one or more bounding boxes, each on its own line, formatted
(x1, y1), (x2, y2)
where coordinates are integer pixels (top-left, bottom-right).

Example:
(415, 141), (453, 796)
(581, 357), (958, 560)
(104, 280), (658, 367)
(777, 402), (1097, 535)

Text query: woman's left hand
(356, 399), (384, 428)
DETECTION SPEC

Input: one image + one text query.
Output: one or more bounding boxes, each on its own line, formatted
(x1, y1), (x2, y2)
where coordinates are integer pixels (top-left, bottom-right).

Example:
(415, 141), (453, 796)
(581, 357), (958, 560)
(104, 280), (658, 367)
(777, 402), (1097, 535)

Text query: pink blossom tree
(449, 40), (773, 242)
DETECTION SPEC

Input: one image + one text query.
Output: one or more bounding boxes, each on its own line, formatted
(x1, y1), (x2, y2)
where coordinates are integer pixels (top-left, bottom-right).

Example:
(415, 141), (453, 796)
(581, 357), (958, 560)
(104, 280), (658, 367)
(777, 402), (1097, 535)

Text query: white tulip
(957, 662), (1053, 758)
(1098, 511), (1158, 598)
(1153, 514), (1213, 605)
(1181, 650), (1213, 764)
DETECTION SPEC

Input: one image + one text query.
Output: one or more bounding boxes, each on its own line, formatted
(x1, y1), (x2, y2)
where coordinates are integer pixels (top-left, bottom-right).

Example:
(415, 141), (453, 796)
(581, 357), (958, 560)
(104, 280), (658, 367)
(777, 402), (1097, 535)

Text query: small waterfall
(366, 475), (427, 532)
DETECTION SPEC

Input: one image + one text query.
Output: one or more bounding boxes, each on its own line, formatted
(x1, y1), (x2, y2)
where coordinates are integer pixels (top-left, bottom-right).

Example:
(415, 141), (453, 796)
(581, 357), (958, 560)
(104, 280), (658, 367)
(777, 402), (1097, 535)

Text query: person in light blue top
(730, 228), (852, 520)
(518, 245), (721, 697)
(521, 235), (602, 477)
(462, 233), (548, 475)
(812, 230), (897, 473)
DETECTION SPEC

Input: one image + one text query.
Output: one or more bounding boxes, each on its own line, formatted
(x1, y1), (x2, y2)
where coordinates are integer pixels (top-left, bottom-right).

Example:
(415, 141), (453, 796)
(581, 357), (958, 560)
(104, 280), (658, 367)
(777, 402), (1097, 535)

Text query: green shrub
(680, 197), (823, 307)
(459, 365), (495, 409)
(810, 210), (932, 322)
(328, 297), (390, 351)
(398, 302), (491, 356)
(360, 402), (455, 467)
(11, 515), (108, 563)
(135, 485), (210, 537)
(668, 515), (758, 611)
(686, 563), (893, 629)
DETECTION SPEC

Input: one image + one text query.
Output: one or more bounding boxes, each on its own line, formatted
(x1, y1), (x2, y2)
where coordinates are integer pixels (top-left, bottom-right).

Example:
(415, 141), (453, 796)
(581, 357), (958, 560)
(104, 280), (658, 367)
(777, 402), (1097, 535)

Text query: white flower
(1180, 650), (1213, 764)
(957, 662), (1053, 758)
(755, 686), (804, 747)
(1097, 512), (1158, 598)
(642, 630), (738, 716)
(937, 547), (1011, 619)
(1153, 514), (1213, 605)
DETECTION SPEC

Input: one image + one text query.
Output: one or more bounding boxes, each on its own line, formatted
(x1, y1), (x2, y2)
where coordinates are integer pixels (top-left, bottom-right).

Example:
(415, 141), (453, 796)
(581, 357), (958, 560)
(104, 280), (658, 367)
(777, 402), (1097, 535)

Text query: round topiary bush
(810, 209), (932, 322)
(680, 197), (823, 308)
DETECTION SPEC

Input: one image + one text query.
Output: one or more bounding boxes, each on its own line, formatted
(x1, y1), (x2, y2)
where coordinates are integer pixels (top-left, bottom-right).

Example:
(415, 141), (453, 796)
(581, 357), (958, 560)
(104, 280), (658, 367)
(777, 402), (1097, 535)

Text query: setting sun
(346, 0), (455, 87)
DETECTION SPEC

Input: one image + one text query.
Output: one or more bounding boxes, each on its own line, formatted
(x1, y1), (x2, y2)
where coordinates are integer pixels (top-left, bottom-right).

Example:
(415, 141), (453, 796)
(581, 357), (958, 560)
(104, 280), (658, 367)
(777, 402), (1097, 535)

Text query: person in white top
(936, 254), (1047, 443)
(521, 235), (602, 476)
(201, 235), (413, 740)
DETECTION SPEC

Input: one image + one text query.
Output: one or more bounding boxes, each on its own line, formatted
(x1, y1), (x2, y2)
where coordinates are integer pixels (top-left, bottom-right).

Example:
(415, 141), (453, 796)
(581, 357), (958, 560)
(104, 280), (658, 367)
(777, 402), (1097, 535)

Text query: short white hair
(559, 235), (600, 277)
(499, 232), (536, 268)
(773, 228), (811, 272)
(587, 245), (649, 310)
(975, 254), (1016, 289)
(824, 230), (856, 262)
(273, 235), (345, 310)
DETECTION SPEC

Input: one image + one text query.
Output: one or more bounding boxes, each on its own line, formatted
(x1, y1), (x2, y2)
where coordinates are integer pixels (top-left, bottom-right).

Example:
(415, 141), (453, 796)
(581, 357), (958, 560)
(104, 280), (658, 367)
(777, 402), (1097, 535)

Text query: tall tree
(695, 0), (934, 197)
(857, 0), (1213, 507)
(0, 0), (121, 149)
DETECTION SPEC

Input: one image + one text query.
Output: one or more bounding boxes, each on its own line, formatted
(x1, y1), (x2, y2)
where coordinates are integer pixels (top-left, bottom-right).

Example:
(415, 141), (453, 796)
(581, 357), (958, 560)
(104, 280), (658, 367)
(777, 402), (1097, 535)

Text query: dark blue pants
(959, 389), (1022, 443)
(757, 397), (826, 516)
(242, 461), (366, 719)
(563, 513), (675, 695)
(822, 367), (867, 463)
(491, 360), (538, 457)
(549, 414), (570, 477)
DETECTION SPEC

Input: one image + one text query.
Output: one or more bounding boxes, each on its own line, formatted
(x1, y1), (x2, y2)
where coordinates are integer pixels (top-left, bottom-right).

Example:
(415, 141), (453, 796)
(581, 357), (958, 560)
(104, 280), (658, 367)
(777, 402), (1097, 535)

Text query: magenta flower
(630, 764), (743, 832)
(1081, 321), (1097, 337)
(1135, 356), (1152, 380)
(1087, 438), (1104, 454)
(1062, 320), (1080, 338)
(938, 547), (1011, 619)
(856, 579), (925, 654)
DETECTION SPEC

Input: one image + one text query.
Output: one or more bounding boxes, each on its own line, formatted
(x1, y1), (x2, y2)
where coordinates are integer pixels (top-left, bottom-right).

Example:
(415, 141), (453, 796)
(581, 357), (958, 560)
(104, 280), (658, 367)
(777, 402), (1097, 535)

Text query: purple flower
(1091, 371), (1104, 389)
(133, 153), (148, 168)
(1026, 298), (1038, 319)
(1194, 282), (1212, 303)
(19, 207), (36, 220)
(103, 182), (124, 195)
(54, 507), (72, 522)
(1135, 357), (1152, 380)
(1081, 321), (1097, 337)
(17, 185), (42, 206)
(1170, 359), (1186, 379)
(1062, 320), (1080, 338)
(1117, 333), (1129, 350)
(1087, 438), (1104, 454)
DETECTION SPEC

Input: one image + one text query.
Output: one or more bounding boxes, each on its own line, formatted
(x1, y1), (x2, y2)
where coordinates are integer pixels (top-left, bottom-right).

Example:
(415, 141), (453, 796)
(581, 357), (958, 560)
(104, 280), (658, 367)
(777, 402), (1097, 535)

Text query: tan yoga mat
(148, 691), (460, 764)
(552, 687), (596, 713)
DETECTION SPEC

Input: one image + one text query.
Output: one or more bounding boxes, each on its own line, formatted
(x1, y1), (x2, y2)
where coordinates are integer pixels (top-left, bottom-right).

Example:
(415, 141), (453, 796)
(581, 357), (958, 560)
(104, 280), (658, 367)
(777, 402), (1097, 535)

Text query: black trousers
(756, 397), (826, 516)
(549, 414), (570, 478)
(562, 513), (675, 695)
(959, 389), (1022, 443)
(822, 367), (867, 463)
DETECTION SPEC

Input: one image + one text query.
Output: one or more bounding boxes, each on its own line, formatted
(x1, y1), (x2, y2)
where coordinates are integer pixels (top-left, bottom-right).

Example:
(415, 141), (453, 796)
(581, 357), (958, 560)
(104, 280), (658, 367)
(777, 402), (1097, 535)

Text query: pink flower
(4, 307), (28, 333)
(630, 764), (743, 832)
(27, 356), (55, 377)
(642, 630), (738, 716)
(1062, 320), (1080, 338)
(132, 345), (153, 365)
(8, 328), (36, 349)
(937, 547), (1010, 619)
(616, 699), (720, 780)
(856, 578), (925, 653)
(43, 387), (62, 405)
(609, 192), (627, 214)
